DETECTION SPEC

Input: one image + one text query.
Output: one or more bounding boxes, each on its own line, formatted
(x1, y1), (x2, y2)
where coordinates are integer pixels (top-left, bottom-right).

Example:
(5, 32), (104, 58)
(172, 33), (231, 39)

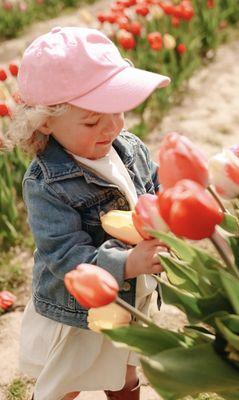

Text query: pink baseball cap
(18, 26), (170, 113)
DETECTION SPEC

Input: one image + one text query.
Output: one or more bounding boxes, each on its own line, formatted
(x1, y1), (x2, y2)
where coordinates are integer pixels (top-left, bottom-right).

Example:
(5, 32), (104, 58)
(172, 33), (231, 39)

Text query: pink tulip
(64, 264), (119, 308)
(158, 132), (209, 189)
(132, 193), (168, 239)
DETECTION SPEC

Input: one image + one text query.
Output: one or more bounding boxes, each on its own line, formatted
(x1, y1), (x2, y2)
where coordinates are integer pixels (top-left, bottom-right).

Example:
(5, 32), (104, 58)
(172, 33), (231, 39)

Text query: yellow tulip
(163, 33), (176, 50)
(87, 302), (132, 332)
(100, 210), (143, 245)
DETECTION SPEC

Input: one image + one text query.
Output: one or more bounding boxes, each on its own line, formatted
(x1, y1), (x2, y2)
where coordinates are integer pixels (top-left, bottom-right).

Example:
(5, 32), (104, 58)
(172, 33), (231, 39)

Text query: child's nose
(103, 115), (119, 135)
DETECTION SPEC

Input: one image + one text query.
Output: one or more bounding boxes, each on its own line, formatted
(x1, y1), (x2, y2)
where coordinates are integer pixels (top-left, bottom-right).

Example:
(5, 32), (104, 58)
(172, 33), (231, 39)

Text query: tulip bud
(132, 193), (169, 239)
(64, 264), (119, 308)
(101, 210), (143, 245)
(208, 148), (239, 199)
(87, 303), (131, 332)
(158, 179), (223, 240)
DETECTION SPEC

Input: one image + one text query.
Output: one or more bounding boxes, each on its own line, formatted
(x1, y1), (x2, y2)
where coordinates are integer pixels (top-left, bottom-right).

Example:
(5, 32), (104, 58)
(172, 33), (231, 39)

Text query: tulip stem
(207, 186), (227, 213)
(115, 297), (157, 328)
(210, 233), (239, 278)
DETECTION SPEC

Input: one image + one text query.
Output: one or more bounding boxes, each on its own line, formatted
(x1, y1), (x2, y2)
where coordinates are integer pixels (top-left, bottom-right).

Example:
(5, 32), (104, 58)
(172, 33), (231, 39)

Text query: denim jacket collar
(37, 129), (136, 184)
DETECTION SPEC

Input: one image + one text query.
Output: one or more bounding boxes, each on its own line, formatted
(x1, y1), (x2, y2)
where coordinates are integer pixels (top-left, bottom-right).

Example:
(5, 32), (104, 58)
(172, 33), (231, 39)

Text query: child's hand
(124, 239), (167, 279)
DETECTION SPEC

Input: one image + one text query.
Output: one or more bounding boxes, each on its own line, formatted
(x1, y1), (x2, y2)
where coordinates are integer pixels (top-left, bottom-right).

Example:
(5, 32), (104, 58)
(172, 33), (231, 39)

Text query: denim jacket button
(122, 281), (131, 292)
(99, 211), (105, 218)
(118, 198), (126, 206)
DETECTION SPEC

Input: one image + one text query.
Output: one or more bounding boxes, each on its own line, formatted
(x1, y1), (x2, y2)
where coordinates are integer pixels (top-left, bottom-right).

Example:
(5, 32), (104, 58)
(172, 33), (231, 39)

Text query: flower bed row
(96, 0), (239, 132)
(0, 63), (29, 249)
(0, 0), (95, 40)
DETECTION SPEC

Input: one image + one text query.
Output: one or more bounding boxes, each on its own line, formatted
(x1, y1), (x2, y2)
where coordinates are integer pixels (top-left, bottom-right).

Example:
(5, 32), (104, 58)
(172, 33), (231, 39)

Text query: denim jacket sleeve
(138, 139), (159, 193)
(23, 177), (131, 287)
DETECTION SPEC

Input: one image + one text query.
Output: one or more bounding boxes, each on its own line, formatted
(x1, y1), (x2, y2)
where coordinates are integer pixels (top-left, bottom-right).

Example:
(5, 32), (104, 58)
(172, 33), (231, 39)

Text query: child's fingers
(151, 263), (164, 274)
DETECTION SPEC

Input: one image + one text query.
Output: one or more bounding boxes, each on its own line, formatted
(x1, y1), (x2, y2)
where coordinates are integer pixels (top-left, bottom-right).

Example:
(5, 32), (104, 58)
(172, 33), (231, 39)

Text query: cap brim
(68, 66), (170, 113)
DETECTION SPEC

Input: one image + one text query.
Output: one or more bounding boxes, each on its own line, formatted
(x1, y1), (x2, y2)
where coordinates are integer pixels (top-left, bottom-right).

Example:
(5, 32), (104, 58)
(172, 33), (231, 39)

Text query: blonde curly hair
(7, 102), (70, 155)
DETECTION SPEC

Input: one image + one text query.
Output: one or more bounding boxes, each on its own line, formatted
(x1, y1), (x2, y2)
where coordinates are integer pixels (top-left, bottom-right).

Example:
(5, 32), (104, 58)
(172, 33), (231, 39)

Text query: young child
(8, 26), (170, 400)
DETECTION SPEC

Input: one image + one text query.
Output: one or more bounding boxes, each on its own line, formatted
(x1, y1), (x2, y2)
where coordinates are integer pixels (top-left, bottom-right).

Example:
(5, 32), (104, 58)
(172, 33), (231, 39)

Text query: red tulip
(132, 193), (169, 239)
(117, 30), (136, 50)
(0, 69), (7, 81)
(0, 291), (16, 311)
(2, 1), (13, 11)
(9, 63), (19, 77)
(207, 0), (214, 8)
(110, 4), (124, 14)
(97, 12), (107, 23)
(158, 132), (209, 189)
(181, 6), (194, 20)
(135, 5), (149, 16)
(117, 16), (130, 30)
(64, 264), (119, 308)
(158, 179), (223, 240)
(147, 32), (163, 51)
(177, 43), (187, 54)
(106, 12), (118, 23)
(171, 15), (180, 26)
(128, 21), (142, 36)
(0, 104), (10, 117)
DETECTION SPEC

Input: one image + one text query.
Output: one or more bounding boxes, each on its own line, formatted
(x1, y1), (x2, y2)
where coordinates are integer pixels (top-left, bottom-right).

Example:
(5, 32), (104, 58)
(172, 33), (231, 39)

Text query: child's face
(44, 105), (124, 159)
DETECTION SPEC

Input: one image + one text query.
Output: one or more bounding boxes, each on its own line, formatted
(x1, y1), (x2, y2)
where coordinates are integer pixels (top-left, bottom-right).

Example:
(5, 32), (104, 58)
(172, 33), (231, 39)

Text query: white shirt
(69, 146), (138, 210)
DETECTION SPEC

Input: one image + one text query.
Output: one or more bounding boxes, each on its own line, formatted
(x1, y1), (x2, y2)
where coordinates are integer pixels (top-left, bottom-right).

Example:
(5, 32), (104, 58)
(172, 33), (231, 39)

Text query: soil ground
(0, 2), (239, 398)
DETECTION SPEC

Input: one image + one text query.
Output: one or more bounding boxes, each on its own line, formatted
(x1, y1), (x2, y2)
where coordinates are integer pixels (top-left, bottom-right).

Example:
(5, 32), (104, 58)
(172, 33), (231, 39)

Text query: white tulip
(208, 148), (239, 199)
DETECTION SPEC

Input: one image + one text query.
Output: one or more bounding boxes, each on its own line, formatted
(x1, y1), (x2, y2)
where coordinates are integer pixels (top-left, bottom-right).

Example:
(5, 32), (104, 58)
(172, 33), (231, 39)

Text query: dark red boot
(105, 381), (140, 399)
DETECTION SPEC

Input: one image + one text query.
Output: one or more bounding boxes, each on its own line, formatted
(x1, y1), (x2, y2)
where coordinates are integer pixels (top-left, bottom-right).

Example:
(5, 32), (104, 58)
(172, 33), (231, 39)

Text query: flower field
(0, 0), (95, 39)
(97, 0), (239, 123)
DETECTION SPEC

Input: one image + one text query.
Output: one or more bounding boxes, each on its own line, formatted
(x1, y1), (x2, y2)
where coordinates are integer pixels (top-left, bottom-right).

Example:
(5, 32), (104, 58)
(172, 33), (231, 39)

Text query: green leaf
(158, 254), (201, 296)
(141, 343), (239, 400)
(220, 213), (239, 235)
(216, 316), (239, 351)
(183, 325), (214, 344)
(102, 324), (188, 356)
(228, 236), (239, 269)
(218, 314), (239, 334)
(197, 290), (233, 319)
(150, 231), (223, 270)
(191, 245), (224, 270)
(219, 269), (239, 314)
(150, 231), (200, 266)
(156, 276), (202, 322)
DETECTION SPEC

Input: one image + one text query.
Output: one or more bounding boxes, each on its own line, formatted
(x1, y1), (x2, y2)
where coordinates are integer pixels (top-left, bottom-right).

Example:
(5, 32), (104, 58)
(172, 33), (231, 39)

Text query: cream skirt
(19, 275), (158, 400)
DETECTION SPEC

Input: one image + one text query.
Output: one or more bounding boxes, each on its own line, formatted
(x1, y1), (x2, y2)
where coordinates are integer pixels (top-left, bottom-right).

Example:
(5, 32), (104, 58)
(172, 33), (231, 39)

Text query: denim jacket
(23, 129), (159, 328)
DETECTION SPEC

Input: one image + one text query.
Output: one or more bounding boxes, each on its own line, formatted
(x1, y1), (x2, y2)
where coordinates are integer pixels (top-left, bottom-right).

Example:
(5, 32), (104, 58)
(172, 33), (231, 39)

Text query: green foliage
(0, 148), (29, 250)
(103, 229), (239, 398)
(0, 251), (26, 291)
(6, 378), (27, 400)
(5, 377), (34, 400)
(0, 0), (95, 40)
